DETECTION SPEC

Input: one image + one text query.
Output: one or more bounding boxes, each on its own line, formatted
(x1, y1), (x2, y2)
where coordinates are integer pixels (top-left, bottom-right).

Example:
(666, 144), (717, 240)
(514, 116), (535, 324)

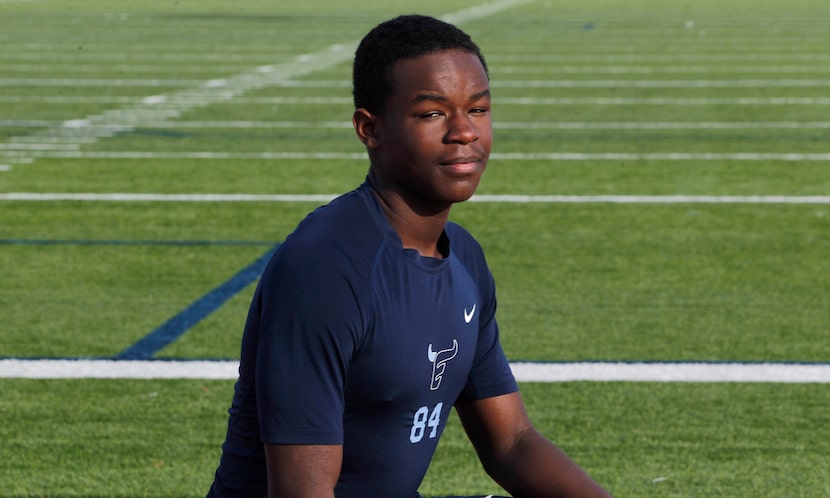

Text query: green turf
(422, 382), (830, 497)
(2, 0), (830, 495)
(1, 243), (270, 357)
(0, 379), (827, 497)
(3, 201), (826, 361)
(453, 202), (830, 361)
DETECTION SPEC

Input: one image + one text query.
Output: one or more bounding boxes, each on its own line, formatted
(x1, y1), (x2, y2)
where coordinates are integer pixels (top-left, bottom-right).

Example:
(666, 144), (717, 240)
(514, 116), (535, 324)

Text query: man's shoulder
(445, 221), (475, 241)
(446, 221), (486, 261)
(270, 187), (385, 278)
(290, 187), (379, 246)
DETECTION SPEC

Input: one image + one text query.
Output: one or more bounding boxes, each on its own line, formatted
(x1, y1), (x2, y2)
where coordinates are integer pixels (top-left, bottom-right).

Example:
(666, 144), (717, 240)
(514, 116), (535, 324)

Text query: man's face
(370, 49), (492, 209)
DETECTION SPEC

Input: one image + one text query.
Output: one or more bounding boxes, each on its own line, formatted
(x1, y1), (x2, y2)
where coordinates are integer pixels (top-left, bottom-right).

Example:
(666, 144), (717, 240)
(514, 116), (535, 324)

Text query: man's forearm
(265, 443), (341, 498)
(485, 428), (612, 498)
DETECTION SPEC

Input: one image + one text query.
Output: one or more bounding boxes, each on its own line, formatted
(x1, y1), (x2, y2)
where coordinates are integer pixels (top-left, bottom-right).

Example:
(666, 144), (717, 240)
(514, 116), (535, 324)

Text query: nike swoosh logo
(464, 304), (476, 324)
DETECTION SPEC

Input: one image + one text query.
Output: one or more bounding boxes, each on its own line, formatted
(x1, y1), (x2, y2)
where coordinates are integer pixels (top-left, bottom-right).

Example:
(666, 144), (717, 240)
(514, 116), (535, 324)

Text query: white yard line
(501, 97), (830, 105)
(468, 195), (830, 204)
(1, 150), (828, 161)
(496, 79), (830, 88)
(268, 95), (830, 106)
(6, 96), (830, 106)
(493, 121), (830, 129)
(0, 63), (257, 73)
(494, 65), (830, 75)
(261, 78), (830, 89)
(2, 193), (829, 204)
(485, 54), (830, 63)
(5, 119), (830, 130)
(493, 152), (830, 161)
(0, 77), (203, 87)
(0, 358), (827, 382)
(0, 52), (292, 62)
(7, 63), (830, 75)
(0, 0), (533, 166)
(0, 193), (339, 202)
(9, 77), (830, 88)
(7, 52), (830, 63)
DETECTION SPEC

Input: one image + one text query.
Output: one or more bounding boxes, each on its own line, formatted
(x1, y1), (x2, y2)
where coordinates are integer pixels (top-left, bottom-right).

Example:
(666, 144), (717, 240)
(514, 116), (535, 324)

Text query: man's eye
(470, 107), (489, 114)
(420, 111), (442, 119)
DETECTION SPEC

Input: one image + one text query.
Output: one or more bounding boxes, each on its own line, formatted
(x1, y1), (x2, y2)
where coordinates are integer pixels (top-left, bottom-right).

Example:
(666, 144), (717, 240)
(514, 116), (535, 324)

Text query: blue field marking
(116, 244), (279, 360)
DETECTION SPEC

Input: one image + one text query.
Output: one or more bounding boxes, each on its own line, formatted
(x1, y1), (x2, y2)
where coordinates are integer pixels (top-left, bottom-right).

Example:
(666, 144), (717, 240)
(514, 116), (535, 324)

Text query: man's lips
(440, 157), (483, 173)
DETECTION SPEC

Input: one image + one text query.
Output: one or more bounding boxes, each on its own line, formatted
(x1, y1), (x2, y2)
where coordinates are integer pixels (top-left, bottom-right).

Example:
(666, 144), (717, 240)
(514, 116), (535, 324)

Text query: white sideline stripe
(2, 151), (829, 161)
(509, 362), (830, 383)
(3, 193), (830, 204)
(0, 360), (239, 380)
(0, 359), (828, 382)
(1, 0), (532, 166)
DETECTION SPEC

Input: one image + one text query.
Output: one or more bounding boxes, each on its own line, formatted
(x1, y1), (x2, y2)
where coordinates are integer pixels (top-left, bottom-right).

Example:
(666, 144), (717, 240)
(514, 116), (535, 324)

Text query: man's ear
(352, 108), (381, 149)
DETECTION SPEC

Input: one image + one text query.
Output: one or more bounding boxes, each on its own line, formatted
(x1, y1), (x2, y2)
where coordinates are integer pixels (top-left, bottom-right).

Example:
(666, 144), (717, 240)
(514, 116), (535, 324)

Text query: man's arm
(455, 392), (612, 498)
(264, 443), (342, 497)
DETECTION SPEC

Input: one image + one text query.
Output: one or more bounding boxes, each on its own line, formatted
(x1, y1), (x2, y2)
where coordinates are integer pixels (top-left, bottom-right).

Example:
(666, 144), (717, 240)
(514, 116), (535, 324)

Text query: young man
(207, 14), (612, 498)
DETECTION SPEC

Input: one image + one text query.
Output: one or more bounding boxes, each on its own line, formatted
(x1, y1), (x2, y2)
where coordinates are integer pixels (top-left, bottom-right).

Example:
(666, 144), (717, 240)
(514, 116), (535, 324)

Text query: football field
(1, 0), (829, 496)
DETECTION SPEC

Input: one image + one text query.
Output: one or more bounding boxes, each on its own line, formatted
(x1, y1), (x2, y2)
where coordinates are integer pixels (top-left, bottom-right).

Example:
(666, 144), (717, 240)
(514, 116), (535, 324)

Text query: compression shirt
(208, 181), (518, 498)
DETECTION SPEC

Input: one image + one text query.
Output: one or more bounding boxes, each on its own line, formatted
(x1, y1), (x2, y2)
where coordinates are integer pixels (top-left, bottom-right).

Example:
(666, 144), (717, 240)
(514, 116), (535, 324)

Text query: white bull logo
(427, 339), (459, 390)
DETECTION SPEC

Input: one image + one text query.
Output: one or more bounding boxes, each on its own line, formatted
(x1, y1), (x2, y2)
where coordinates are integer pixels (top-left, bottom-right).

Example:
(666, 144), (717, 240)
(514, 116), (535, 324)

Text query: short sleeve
(254, 242), (365, 445)
(459, 273), (518, 401)
(446, 223), (518, 402)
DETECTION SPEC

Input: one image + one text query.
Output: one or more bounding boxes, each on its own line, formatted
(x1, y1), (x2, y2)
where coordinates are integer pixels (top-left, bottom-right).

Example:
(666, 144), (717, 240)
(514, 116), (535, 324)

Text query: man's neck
(368, 179), (451, 259)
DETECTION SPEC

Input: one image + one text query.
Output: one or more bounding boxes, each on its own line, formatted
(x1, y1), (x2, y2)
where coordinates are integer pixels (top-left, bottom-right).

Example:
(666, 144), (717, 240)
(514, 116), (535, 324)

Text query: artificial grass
(1, 379), (826, 497)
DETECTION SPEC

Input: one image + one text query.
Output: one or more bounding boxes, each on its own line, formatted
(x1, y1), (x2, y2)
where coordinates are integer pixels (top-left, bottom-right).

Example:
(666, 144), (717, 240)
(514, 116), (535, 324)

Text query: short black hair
(352, 14), (488, 115)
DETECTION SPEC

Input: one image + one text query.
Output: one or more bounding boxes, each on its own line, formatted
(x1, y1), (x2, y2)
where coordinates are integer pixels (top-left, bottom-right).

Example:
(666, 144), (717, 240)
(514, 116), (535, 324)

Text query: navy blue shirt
(209, 182), (517, 498)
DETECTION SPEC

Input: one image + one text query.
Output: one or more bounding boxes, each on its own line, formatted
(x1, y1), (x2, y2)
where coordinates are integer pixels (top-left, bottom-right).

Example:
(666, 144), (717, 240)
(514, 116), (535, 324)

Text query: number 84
(409, 402), (443, 444)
